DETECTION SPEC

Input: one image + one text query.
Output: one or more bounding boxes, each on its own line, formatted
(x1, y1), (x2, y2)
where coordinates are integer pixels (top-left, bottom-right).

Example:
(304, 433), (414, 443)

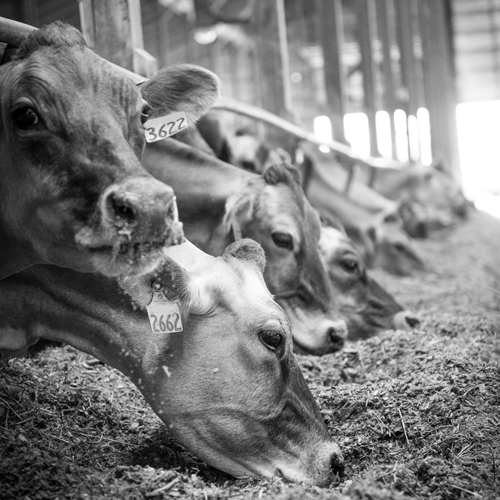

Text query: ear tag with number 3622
(143, 111), (188, 143)
(146, 283), (183, 334)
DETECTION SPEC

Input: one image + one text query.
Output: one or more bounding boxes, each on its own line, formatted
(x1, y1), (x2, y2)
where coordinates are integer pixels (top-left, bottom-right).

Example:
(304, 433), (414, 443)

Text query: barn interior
(0, 1), (499, 500)
(3, 0), (500, 211)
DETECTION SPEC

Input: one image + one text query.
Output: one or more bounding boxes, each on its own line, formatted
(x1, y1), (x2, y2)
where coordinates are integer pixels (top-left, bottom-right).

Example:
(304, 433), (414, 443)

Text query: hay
(1, 209), (499, 499)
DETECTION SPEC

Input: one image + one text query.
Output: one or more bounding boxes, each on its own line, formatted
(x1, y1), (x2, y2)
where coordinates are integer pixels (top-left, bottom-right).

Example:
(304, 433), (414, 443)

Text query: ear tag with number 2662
(146, 283), (183, 334)
(143, 111), (188, 143)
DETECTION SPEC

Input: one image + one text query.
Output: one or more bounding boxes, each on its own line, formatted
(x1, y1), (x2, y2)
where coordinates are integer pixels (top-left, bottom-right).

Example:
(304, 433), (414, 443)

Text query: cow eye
(272, 232), (294, 251)
(259, 329), (283, 351)
(11, 106), (39, 129)
(141, 104), (151, 125)
(241, 160), (257, 171)
(394, 242), (406, 252)
(340, 259), (359, 273)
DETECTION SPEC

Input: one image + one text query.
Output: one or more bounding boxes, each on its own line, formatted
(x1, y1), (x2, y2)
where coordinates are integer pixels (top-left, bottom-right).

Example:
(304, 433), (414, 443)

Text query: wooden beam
(356, 0), (380, 157)
(252, 0), (291, 118)
(394, 0), (419, 160)
(394, 0), (420, 116)
(252, 0), (296, 152)
(78, 0), (157, 77)
(419, 0), (460, 181)
(315, 0), (347, 143)
(375, 0), (398, 158)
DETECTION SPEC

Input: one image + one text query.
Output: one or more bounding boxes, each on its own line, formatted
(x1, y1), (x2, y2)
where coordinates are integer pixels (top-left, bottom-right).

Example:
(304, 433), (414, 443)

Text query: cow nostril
(107, 192), (137, 225)
(415, 222), (428, 239)
(327, 327), (345, 349)
(330, 453), (345, 480)
(405, 315), (420, 328)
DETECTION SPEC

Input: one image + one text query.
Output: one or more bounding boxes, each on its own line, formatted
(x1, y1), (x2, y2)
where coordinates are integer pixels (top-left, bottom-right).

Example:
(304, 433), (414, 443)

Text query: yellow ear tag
(143, 111), (188, 143)
(146, 283), (183, 333)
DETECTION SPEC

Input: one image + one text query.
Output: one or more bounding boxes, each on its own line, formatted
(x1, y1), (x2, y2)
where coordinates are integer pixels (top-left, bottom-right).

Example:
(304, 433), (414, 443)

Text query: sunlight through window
(313, 115), (332, 153)
(416, 107), (432, 166)
(344, 112), (370, 157)
(375, 110), (392, 159)
(456, 100), (500, 217)
(394, 109), (409, 163)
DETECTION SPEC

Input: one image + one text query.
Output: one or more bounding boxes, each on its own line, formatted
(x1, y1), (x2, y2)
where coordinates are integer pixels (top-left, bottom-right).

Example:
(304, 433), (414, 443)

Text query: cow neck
(308, 169), (375, 226)
(143, 138), (251, 207)
(0, 220), (39, 280)
(0, 264), (172, 386)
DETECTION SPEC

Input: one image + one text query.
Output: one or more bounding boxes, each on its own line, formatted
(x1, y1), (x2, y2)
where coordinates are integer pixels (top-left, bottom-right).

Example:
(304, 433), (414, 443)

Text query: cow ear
(138, 64), (220, 125)
(263, 162), (302, 187)
(223, 239), (266, 275)
(223, 191), (255, 241)
(118, 255), (191, 309)
(320, 214), (347, 235)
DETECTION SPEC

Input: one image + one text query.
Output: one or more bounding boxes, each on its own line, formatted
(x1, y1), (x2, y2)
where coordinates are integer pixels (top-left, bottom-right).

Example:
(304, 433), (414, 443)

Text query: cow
(228, 127), (290, 174)
(141, 137), (348, 355)
(171, 122), (420, 339)
(318, 220), (420, 339)
(0, 239), (344, 485)
(307, 166), (426, 276)
(349, 159), (470, 235)
(299, 148), (465, 239)
(359, 160), (470, 220)
(0, 22), (221, 280)
(224, 131), (425, 275)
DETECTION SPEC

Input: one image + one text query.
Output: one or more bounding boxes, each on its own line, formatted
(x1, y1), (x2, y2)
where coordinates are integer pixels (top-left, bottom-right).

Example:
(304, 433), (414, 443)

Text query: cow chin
(161, 412), (342, 487)
(74, 221), (184, 277)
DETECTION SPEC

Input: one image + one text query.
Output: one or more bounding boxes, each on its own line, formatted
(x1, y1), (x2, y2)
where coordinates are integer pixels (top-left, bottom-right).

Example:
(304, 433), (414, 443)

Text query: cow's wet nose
(102, 178), (175, 230)
(393, 310), (420, 330)
(327, 320), (348, 350)
(310, 442), (345, 486)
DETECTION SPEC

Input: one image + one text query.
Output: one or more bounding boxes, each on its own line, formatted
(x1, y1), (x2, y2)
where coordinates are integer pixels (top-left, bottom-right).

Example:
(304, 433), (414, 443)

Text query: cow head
(223, 163), (348, 355)
(0, 22), (219, 278)
(229, 130), (291, 174)
(346, 211), (426, 277)
(396, 162), (470, 234)
(319, 223), (420, 339)
(117, 239), (344, 484)
(0, 240), (344, 484)
(369, 214), (426, 276)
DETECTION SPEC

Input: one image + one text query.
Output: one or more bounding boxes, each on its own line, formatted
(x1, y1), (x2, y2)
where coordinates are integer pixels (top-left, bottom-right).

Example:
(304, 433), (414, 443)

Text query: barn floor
(1, 208), (499, 500)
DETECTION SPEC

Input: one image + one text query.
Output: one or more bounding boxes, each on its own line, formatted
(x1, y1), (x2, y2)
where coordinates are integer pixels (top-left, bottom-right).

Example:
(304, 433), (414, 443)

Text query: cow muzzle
(272, 440), (344, 486)
(75, 177), (183, 276)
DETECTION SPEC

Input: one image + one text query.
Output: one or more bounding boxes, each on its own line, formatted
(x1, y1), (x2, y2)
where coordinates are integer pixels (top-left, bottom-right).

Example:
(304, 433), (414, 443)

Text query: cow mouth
(77, 221), (184, 274)
(87, 239), (166, 256)
(293, 335), (344, 355)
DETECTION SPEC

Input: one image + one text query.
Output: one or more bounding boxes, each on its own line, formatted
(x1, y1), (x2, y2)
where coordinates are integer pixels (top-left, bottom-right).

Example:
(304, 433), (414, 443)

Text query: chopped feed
(1, 209), (499, 499)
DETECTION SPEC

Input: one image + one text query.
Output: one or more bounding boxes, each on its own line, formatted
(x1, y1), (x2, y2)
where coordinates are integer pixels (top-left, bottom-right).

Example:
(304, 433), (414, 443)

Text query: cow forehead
(260, 184), (320, 241)
(191, 257), (275, 314)
(4, 46), (142, 116)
